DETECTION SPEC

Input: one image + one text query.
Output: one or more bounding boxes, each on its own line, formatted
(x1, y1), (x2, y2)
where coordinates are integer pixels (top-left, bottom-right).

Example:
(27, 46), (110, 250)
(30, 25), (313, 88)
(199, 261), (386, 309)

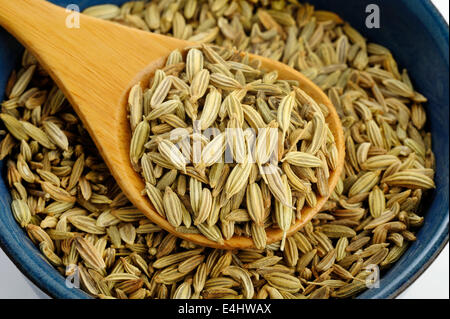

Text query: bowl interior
(0, 0), (448, 299)
(309, 0), (449, 298)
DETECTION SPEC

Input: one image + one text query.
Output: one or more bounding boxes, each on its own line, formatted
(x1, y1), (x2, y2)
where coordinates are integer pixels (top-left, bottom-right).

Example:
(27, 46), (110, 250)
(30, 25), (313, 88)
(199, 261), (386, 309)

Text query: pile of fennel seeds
(128, 44), (336, 249)
(0, 0), (435, 299)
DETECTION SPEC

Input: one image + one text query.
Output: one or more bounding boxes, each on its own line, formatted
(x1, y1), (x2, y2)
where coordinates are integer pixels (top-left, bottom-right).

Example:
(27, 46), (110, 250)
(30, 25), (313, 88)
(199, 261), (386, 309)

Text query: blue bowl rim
(390, 235), (449, 299)
(0, 232), (59, 298)
(0, 0), (448, 299)
(382, 0), (449, 299)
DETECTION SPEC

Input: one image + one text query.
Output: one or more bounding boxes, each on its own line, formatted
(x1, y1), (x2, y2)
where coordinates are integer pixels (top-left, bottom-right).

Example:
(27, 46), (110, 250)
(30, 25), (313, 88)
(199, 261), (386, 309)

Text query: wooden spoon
(0, 0), (344, 249)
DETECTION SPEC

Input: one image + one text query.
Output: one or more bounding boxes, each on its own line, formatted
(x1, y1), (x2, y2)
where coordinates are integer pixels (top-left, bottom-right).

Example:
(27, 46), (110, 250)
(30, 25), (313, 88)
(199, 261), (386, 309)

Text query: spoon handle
(0, 0), (63, 44)
(0, 0), (190, 233)
(0, 0), (187, 96)
(0, 0), (188, 166)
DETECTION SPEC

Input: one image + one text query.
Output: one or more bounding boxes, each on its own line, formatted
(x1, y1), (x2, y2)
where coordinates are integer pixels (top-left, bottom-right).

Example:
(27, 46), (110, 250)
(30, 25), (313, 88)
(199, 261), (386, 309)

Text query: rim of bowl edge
(390, 235), (449, 299)
(384, 0), (449, 299)
(357, 0), (449, 299)
(0, 235), (59, 299)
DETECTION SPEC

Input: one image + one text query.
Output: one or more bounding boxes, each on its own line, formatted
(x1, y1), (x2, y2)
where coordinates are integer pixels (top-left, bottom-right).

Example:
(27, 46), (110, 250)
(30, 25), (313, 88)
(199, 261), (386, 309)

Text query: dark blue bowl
(0, 0), (448, 299)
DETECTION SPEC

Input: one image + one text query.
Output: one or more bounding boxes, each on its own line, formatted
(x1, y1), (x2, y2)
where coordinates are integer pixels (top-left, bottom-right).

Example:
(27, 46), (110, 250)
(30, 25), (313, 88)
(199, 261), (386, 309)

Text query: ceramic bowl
(0, 0), (448, 299)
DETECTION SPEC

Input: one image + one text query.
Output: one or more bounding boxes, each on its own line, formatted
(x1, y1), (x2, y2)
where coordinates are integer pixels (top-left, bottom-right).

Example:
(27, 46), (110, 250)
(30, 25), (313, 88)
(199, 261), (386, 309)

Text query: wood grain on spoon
(0, 0), (345, 249)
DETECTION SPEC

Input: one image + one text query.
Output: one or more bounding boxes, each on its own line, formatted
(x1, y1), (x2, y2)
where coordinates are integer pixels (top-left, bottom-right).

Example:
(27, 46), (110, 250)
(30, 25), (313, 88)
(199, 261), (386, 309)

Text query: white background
(0, 0), (448, 299)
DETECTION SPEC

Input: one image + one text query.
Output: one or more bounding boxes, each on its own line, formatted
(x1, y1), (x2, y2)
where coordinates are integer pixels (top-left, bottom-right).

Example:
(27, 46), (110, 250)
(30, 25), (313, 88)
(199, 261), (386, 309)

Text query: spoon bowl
(0, 0), (344, 249)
